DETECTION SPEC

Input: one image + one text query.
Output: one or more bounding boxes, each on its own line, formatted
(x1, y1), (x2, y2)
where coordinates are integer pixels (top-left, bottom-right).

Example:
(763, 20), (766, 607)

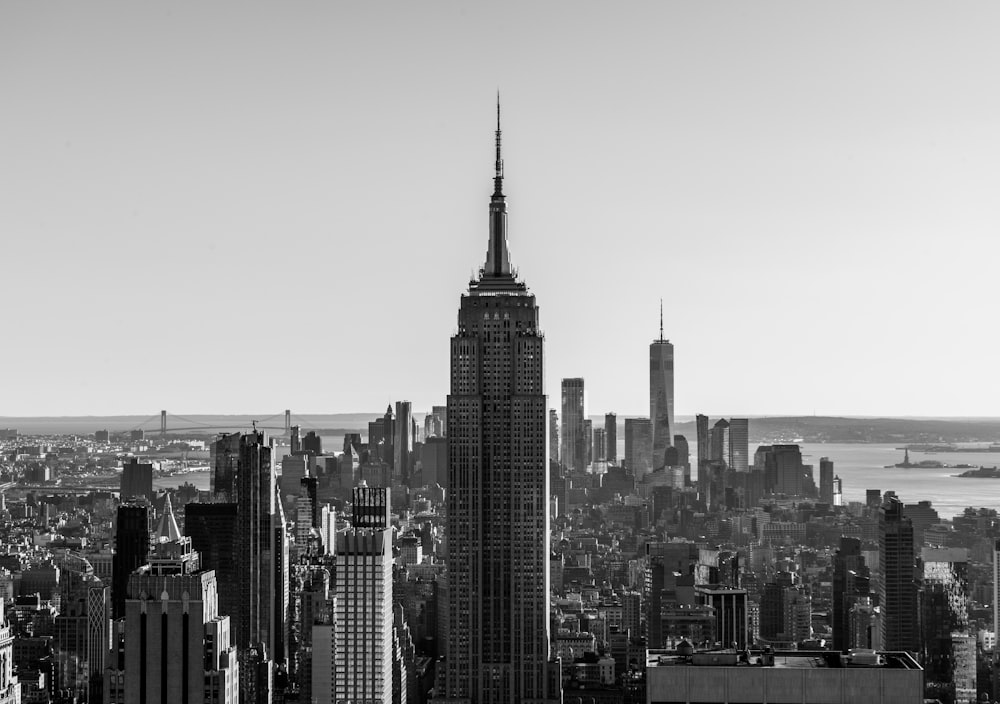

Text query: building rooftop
(647, 648), (921, 671)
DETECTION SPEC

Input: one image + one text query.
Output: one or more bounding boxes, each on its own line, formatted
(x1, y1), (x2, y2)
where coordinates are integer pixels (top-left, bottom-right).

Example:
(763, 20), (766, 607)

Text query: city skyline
(3, 2), (999, 418)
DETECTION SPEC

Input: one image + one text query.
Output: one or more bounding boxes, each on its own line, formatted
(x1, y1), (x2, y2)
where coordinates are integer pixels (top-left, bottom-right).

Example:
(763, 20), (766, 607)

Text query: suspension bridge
(128, 410), (325, 438)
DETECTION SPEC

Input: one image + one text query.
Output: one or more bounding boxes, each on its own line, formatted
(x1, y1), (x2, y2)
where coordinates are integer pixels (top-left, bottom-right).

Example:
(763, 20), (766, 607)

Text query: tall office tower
(120, 457), (154, 502)
(649, 302), (674, 470)
(832, 537), (870, 650)
(709, 419), (730, 467)
(112, 503), (149, 620)
(921, 547), (974, 704)
(583, 418), (593, 468)
(211, 433), (240, 500)
(302, 431), (322, 456)
(185, 502), (239, 626)
(290, 425), (303, 454)
(673, 435), (691, 485)
(107, 529), (239, 704)
(831, 475), (843, 506)
(604, 413), (617, 464)
(332, 486), (395, 704)
(444, 108), (559, 703)
(0, 608), (17, 704)
(433, 404), (448, 437)
(764, 444), (804, 496)
(395, 400), (413, 484)
(54, 553), (109, 702)
(549, 410), (559, 463)
(560, 378), (586, 473)
(727, 419), (749, 472)
(624, 418), (653, 481)
(695, 414), (709, 473)
(235, 431), (288, 702)
(879, 496), (918, 654)
(819, 458), (835, 504)
(593, 428), (606, 463)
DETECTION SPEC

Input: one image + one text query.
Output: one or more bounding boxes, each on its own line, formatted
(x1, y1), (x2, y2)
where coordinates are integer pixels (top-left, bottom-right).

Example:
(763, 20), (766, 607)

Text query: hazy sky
(3, 2), (998, 418)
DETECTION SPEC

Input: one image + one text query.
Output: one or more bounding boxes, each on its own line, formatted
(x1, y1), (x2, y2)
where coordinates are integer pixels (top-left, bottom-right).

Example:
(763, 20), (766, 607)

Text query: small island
(884, 449), (951, 469)
(954, 466), (1000, 478)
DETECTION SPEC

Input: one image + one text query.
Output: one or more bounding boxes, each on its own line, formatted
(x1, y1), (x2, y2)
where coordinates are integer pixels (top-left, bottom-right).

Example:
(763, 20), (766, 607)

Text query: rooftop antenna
(659, 299), (664, 342)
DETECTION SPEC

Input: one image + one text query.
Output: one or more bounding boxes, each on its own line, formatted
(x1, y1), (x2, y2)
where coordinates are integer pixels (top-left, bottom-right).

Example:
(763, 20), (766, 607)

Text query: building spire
(494, 92), (503, 195)
(155, 492), (182, 543)
(483, 94), (512, 278)
(659, 299), (664, 341)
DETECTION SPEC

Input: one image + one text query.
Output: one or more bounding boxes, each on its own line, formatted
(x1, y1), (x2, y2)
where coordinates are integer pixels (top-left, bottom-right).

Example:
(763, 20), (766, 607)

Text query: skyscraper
(185, 502), (239, 629)
(234, 431), (288, 702)
(560, 378), (586, 473)
(728, 418), (749, 472)
(819, 457), (835, 504)
(921, 548), (974, 704)
(332, 486), (396, 704)
(650, 301), (674, 469)
(112, 503), (149, 620)
(832, 537), (869, 651)
(879, 496), (918, 653)
(604, 412), (617, 464)
(120, 457), (154, 502)
(394, 400), (413, 484)
(549, 409), (559, 464)
(444, 106), (559, 703)
(624, 418), (653, 481)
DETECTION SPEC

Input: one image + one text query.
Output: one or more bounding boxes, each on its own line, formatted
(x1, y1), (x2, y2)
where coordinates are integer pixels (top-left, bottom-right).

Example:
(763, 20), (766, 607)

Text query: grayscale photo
(1, 3), (998, 703)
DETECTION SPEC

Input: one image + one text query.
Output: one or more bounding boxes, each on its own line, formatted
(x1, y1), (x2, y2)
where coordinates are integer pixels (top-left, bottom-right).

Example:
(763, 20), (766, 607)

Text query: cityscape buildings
(443, 109), (560, 702)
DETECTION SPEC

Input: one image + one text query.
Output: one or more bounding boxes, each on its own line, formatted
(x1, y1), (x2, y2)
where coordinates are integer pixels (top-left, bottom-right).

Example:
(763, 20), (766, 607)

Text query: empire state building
(444, 106), (561, 704)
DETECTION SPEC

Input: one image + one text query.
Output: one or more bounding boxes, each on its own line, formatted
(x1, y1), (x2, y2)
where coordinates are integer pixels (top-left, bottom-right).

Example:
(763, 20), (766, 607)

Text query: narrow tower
(444, 103), (560, 703)
(650, 300), (675, 469)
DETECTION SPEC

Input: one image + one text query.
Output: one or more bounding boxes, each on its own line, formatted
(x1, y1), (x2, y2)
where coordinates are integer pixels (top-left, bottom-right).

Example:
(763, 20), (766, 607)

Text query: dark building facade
(112, 503), (148, 620)
(879, 496), (918, 653)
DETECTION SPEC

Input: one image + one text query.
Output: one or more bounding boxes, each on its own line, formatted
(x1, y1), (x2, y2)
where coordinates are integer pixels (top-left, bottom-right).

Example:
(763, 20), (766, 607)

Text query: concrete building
(646, 648), (923, 704)
(443, 109), (560, 703)
(107, 524), (238, 703)
(326, 486), (400, 704)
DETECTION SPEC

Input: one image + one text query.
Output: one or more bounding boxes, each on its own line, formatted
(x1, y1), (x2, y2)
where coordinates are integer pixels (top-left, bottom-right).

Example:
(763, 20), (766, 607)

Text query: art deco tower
(650, 301), (674, 469)
(444, 105), (560, 703)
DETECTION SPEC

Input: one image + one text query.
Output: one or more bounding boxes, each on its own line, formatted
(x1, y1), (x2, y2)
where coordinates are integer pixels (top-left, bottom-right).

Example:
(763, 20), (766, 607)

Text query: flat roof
(647, 649), (921, 671)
